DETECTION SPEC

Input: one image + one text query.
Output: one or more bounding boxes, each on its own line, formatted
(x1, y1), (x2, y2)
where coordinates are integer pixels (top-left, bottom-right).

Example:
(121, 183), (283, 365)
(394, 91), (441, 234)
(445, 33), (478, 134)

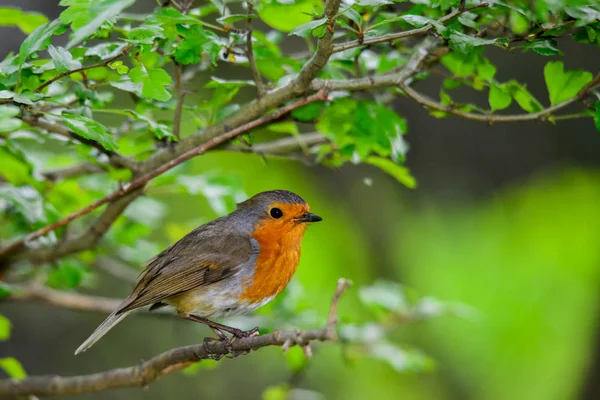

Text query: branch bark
(0, 279), (352, 397)
(398, 73), (600, 123)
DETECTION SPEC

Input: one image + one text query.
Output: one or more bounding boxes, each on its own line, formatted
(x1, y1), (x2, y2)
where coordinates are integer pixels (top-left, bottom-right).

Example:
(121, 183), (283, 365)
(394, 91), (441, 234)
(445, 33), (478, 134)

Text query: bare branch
(246, 3), (265, 98)
(398, 73), (600, 123)
(0, 90), (330, 259)
(41, 163), (106, 182)
(35, 46), (130, 93)
(226, 132), (329, 155)
(332, 3), (490, 53)
(4, 282), (173, 317)
(0, 279), (351, 397)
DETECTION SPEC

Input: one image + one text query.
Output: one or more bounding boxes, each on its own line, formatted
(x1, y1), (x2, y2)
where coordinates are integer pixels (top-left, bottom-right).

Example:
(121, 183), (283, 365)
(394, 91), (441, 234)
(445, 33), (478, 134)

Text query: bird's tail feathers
(74, 310), (131, 355)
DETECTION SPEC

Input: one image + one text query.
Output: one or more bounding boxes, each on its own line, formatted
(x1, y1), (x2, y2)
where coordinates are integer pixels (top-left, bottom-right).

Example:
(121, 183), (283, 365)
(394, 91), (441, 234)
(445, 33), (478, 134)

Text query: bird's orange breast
(239, 220), (307, 302)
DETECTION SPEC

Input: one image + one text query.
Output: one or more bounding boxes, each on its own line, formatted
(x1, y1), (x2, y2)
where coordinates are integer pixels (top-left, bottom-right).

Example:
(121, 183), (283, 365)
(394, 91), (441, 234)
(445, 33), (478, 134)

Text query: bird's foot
(202, 337), (226, 361)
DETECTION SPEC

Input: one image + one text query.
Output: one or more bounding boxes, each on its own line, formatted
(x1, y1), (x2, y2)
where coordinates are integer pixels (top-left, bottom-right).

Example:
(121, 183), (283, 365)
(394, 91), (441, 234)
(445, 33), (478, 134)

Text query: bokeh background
(2, 1), (600, 399)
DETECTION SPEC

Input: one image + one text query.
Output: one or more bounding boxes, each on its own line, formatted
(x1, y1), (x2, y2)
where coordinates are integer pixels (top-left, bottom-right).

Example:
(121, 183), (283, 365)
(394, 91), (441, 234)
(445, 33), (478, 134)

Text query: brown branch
(225, 132), (329, 155)
(4, 282), (173, 317)
(0, 279), (351, 397)
(41, 163), (106, 182)
(35, 45), (130, 93)
(0, 90), (329, 259)
(332, 3), (490, 53)
(398, 73), (600, 123)
(246, 3), (265, 98)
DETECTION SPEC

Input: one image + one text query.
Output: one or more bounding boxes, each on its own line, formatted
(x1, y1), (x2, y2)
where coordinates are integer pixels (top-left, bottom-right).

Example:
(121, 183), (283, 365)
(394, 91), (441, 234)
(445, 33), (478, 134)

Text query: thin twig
(332, 3), (489, 53)
(35, 46), (130, 93)
(0, 90), (330, 258)
(41, 163), (106, 182)
(0, 279), (351, 397)
(246, 3), (265, 98)
(398, 73), (600, 123)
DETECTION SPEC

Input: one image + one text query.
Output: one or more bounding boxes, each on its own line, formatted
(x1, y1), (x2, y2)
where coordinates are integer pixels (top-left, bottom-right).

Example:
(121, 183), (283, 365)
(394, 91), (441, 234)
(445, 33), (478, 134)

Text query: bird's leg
(182, 314), (259, 339)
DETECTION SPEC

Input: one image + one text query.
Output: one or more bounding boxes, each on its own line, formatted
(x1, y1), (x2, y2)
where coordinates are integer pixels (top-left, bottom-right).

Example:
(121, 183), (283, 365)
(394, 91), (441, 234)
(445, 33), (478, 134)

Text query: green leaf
(0, 91), (15, 99)
(48, 45), (82, 73)
(509, 9), (529, 34)
(366, 156), (416, 188)
(289, 18), (327, 37)
(291, 101), (324, 121)
(441, 52), (476, 77)
(258, 0), (322, 33)
(0, 358), (27, 380)
(0, 315), (10, 341)
(217, 14), (257, 25)
(127, 23), (165, 45)
(0, 105), (20, 120)
(544, 61), (593, 106)
(522, 39), (563, 56)
(0, 7), (48, 34)
(108, 60), (129, 74)
(262, 384), (289, 400)
(18, 19), (63, 64)
(359, 280), (409, 312)
(449, 31), (503, 54)
(342, 7), (362, 26)
(129, 66), (172, 102)
(13, 92), (43, 105)
(174, 25), (221, 65)
(61, 0), (136, 49)
(46, 261), (88, 289)
(488, 83), (512, 111)
(60, 113), (118, 150)
(369, 343), (435, 373)
(505, 81), (543, 113)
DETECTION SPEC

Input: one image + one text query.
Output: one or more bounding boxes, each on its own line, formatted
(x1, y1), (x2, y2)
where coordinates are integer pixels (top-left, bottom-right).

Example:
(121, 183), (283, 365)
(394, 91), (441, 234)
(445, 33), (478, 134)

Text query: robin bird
(75, 190), (322, 355)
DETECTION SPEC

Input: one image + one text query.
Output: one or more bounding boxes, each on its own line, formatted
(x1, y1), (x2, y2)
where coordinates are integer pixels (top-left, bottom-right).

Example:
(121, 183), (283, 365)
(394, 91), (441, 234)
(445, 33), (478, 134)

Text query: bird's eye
(270, 208), (283, 219)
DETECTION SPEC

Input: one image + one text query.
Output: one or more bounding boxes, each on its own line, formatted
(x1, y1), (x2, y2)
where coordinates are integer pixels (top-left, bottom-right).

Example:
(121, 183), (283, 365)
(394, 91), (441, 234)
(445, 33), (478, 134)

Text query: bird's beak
(296, 212), (322, 223)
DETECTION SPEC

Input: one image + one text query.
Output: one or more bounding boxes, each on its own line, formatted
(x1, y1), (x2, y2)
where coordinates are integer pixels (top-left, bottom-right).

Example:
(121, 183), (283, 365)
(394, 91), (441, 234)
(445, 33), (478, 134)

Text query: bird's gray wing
(117, 226), (255, 313)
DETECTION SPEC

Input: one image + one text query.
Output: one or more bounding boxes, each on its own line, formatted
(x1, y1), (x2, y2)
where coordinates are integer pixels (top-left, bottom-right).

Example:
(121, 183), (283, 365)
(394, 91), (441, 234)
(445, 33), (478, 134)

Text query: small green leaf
(174, 25), (220, 65)
(449, 31), (503, 54)
(522, 39), (563, 56)
(18, 19), (63, 64)
(108, 60), (128, 74)
(13, 92), (43, 105)
(48, 45), (81, 73)
(0, 7), (49, 34)
(129, 66), (172, 102)
(217, 14), (257, 25)
(342, 7), (362, 26)
(46, 261), (88, 289)
(0, 357), (27, 380)
(365, 156), (416, 188)
(0, 90), (15, 99)
(289, 18), (327, 37)
(262, 384), (289, 400)
(60, 113), (118, 150)
(0, 315), (10, 341)
(509, 9), (529, 34)
(544, 61), (593, 105)
(505, 81), (543, 113)
(0, 105), (20, 120)
(127, 23), (164, 45)
(291, 101), (324, 121)
(62, 0), (136, 49)
(258, 0), (322, 33)
(488, 83), (512, 111)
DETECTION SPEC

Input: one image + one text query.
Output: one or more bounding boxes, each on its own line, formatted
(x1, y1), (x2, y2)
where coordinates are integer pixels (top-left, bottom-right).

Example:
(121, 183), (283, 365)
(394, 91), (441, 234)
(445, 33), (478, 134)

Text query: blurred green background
(2, 1), (600, 400)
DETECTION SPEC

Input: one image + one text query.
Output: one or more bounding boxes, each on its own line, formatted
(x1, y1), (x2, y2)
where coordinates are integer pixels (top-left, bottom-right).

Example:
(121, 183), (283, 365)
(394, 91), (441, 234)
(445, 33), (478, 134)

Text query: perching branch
(35, 45), (130, 93)
(398, 73), (600, 123)
(0, 90), (330, 259)
(41, 163), (106, 182)
(0, 279), (352, 397)
(331, 3), (490, 53)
